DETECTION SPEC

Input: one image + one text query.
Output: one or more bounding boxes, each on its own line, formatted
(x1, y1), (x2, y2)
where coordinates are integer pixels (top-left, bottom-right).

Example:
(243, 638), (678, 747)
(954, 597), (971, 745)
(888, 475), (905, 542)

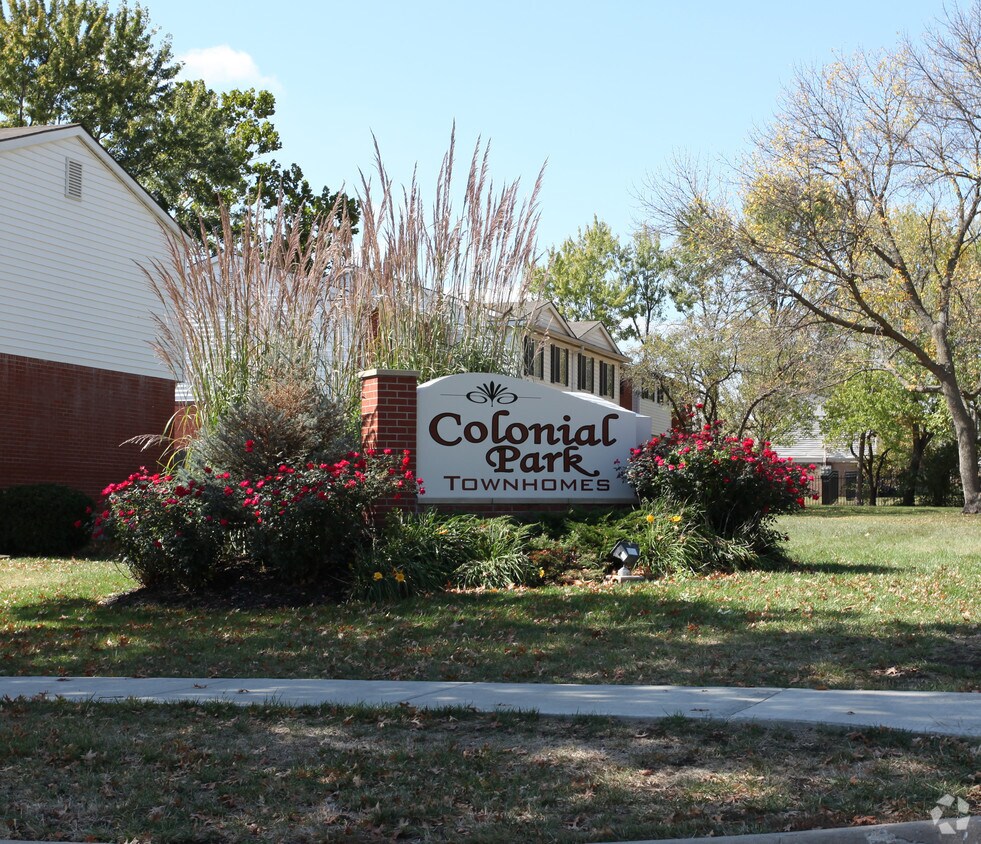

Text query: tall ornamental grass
(146, 130), (544, 456)
(147, 197), (356, 439)
(350, 130), (544, 381)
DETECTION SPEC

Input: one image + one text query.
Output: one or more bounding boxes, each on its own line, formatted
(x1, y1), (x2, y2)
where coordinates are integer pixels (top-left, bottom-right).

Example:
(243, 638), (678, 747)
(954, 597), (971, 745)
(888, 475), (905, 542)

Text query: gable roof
(522, 300), (629, 362)
(567, 320), (623, 355)
(0, 125), (73, 142)
(568, 320), (602, 334)
(0, 123), (182, 236)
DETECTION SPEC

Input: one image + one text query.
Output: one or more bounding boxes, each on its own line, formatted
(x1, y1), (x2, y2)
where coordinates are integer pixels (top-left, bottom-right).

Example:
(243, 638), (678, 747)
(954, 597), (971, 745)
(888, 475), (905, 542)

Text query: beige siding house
(520, 301), (628, 401)
(519, 301), (671, 437)
(0, 124), (180, 498)
(0, 124), (178, 377)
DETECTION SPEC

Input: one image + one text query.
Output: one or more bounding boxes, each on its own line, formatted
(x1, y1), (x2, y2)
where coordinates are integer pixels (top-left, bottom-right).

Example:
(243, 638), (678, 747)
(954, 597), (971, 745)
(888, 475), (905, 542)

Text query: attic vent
(64, 158), (83, 199)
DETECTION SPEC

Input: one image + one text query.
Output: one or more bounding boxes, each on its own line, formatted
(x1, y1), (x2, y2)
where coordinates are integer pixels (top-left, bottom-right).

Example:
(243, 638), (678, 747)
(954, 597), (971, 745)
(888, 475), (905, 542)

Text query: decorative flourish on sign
(466, 381), (518, 406)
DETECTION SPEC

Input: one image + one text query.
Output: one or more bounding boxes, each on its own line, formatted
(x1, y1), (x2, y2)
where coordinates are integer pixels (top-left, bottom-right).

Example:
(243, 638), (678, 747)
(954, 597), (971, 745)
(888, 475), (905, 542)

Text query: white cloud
(177, 45), (281, 92)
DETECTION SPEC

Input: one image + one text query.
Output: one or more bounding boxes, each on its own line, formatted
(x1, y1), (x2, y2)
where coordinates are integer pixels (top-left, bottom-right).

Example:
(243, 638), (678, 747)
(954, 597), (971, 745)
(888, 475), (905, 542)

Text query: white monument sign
(416, 373), (652, 502)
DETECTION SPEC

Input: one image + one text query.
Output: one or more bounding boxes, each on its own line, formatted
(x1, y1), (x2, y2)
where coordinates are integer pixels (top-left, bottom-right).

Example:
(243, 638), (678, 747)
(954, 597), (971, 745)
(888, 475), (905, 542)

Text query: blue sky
(144, 0), (951, 253)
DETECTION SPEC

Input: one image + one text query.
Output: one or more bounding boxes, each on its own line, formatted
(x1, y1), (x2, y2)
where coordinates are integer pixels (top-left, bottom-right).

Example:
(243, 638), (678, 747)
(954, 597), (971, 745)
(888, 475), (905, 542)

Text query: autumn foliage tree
(650, 5), (981, 512)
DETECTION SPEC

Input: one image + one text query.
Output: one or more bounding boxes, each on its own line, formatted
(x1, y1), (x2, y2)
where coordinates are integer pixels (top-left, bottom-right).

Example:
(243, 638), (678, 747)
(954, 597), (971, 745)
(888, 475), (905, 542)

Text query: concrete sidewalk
(1, 676), (979, 737)
(628, 815), (981, 842)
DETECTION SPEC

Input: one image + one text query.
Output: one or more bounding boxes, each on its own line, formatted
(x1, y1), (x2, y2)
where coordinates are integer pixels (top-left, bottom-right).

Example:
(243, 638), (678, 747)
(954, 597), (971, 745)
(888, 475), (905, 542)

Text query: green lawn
(1, 507), (978, 691)
(2, 507), (979, 843)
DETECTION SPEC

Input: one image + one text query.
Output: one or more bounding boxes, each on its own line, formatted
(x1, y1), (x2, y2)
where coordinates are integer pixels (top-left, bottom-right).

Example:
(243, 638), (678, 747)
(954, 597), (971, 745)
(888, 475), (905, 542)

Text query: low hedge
(0, 483), (93, 556)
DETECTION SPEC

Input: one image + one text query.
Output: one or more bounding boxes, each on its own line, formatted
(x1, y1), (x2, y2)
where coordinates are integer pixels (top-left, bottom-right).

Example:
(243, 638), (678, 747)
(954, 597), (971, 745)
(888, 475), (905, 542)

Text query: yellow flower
(394, 571), (406, 583)
(645, 514), (655, 524)
(539, 568), (546, 578)
(670, 515), (682, 523)
(372, 571), (383, 581)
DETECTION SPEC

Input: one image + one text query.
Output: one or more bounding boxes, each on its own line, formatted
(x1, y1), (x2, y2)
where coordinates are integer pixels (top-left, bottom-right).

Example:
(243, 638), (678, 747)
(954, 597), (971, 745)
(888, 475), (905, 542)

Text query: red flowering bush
(96, 448), (423, 593)
(618, 421), (816, 549)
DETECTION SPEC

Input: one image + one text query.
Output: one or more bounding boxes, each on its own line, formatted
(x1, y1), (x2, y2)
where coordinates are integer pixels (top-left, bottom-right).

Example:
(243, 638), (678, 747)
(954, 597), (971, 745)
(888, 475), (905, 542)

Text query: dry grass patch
(1, 700), (978, 843)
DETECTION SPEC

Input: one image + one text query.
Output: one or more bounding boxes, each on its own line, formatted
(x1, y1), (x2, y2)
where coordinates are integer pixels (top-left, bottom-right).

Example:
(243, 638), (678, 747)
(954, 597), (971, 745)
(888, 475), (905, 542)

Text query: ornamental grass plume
(145, 191), (357, 458)
(144, 129), (544, 463)
(348, 127), (545, 382)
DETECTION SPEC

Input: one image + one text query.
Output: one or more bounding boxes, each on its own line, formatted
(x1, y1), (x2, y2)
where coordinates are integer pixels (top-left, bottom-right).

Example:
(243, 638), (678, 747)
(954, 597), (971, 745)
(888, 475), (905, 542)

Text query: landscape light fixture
(610, 539), (640, 577)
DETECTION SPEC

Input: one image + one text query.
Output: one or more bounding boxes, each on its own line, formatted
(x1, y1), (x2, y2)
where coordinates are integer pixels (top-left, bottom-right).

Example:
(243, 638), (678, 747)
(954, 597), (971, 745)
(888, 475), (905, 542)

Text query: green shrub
(95, 450), (420, 594)
(525, 536), (590, 584)
(352, 511), (482, 600)
(0, 484), (93, 556)
(561, 513), (629, 571)
(94, 471), (246, 590)
(452, 518), (537, 589)
(193, 370), (353, 478)
(629, 499), (757, 576)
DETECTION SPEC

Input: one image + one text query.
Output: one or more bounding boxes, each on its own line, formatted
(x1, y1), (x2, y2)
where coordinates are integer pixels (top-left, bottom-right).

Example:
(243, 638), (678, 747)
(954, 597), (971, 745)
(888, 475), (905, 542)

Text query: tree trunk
(870, 448), (890, 507)
(855, 432), (867, 506)
(937, 370), (981, 513)
(868, 454), (878, 506)
(901, 428), (932, 506)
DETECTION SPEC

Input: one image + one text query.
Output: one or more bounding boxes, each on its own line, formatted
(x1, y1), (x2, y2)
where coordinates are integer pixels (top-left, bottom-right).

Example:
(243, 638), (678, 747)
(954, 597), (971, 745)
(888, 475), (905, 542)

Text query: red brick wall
(619, 379), (635, 412)
(172, 401), (200, 445)
(360, 369), (419, 513)
(0, 353), (175, 501)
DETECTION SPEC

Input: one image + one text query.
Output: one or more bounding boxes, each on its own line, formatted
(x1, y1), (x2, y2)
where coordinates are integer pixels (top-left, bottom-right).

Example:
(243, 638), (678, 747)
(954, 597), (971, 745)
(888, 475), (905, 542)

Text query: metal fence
(807, 471), (902, 507)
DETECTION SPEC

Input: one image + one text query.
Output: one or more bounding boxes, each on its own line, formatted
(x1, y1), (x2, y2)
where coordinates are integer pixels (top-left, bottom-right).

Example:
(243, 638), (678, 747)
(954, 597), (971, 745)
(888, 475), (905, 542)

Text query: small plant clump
(619, 419), (816, 551)
(94, 448), (422, 596)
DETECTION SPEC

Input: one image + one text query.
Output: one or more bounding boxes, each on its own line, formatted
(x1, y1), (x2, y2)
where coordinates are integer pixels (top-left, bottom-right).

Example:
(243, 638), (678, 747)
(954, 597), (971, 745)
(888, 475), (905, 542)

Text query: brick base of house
(0, 353), (175, 501)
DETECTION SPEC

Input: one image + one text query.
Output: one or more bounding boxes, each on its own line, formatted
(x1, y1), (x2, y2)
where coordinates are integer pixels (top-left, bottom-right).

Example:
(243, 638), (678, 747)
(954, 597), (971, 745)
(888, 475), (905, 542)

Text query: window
(577, 354), (594, 392)
(641, 385), (667, 404)
(523, 336), (544, 379)
(550, 345), (569, 386)
(599, 362), (616, 398)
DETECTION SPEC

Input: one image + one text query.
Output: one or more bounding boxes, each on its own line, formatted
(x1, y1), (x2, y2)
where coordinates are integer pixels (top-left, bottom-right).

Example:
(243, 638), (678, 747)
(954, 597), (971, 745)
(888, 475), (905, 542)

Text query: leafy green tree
(531, 218), (673, 343)
(0, 1), (177, 143)
(821, 373), (903, 506)
(622, 225), (675, 341)
(0, 0), (355, 231)
(820, 370), (948, 505)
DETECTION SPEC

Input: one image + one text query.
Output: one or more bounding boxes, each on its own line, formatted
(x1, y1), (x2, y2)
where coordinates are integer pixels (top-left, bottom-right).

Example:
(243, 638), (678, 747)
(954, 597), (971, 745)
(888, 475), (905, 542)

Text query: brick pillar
(360, 369), (420, 512)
